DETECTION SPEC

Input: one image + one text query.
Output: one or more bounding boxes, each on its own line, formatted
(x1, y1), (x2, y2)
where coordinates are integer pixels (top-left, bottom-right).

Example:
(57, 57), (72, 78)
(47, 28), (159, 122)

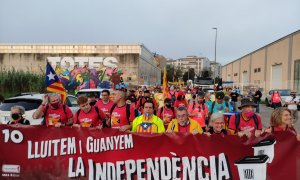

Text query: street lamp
(212, 27), (218, 88)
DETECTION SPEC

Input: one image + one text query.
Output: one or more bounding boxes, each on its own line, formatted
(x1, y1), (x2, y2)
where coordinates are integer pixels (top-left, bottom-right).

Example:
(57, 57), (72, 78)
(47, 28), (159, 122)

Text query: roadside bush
(0, 69), (45, 98)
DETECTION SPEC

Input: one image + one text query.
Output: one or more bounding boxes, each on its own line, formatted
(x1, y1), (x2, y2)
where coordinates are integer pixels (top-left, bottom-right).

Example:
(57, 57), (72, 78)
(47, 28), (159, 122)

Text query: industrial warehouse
(222, 29), (300, 94)
(0, 44), (162, 89)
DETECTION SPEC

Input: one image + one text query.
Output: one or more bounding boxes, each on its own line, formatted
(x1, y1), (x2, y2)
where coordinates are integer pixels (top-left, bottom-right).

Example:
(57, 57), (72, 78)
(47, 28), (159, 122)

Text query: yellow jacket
(167, 118), (203, 133)
(131, 114), (165, 133)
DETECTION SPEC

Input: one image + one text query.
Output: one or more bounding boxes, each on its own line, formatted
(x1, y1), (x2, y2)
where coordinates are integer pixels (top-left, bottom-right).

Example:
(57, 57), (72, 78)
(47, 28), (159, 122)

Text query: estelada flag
(45, 62), (67, 103)
(163, 67), (168, 99)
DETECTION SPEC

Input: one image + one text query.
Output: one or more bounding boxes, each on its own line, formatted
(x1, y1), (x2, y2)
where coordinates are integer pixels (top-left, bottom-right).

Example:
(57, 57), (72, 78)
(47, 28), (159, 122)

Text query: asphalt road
(258, 104), (300, 132)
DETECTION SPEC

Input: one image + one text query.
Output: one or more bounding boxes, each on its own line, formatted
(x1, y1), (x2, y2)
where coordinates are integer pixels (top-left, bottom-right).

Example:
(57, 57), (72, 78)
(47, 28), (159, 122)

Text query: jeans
(256, 102), (260, 113)
(290, 109), (298, 124)
(272, 102), (282, 109)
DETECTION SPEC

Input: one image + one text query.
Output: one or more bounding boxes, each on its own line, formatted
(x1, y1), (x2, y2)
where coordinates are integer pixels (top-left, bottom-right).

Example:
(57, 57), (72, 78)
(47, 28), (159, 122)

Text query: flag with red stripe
(45, 62), (67, 103)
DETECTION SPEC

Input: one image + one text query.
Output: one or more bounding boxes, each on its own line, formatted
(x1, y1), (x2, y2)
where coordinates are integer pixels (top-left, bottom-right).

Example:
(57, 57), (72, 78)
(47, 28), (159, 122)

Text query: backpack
(110, 104), (133, 126)
(233, 112), (259, 133)
(42, 104), (67, 125)
(76, 106), (103, 127)
(210, 101), (229, 113)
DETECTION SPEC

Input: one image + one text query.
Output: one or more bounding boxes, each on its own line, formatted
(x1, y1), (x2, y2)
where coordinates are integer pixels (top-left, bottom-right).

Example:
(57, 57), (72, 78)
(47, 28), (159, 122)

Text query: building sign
(47, 57), (124, 90)
(0, 125), (299, 179)
(47, 57), (118, 69)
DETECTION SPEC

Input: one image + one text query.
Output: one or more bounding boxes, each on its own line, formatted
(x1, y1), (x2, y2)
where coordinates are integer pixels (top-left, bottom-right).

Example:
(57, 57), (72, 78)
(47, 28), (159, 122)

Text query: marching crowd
(3, 85), (300, 141)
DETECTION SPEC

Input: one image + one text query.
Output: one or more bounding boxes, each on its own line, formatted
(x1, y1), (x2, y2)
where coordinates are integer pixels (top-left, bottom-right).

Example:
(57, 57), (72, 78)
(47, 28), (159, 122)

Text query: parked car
(264, 89), (300, 110)
(0, 94), (79, 125)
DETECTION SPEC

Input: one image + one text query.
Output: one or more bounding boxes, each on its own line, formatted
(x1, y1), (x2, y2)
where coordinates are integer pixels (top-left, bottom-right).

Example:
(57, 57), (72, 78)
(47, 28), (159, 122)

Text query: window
(0, 99), (42, 111)
(254, 67), (261, 73)
(66, 96), (78, 107)
(294, 60), (300, 92)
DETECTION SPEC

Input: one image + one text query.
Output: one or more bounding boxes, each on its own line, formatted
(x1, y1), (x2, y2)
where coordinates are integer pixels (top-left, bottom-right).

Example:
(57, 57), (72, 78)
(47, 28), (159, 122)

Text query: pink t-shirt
(96, 100), (114, 117)
(43, 105), (73, 126)
(228, 113), (262, 133)
(187, 102), (208, 127)
(74, 107), (104, 127)
(110, 104), (135, 128)
(157, 107), (175, 125)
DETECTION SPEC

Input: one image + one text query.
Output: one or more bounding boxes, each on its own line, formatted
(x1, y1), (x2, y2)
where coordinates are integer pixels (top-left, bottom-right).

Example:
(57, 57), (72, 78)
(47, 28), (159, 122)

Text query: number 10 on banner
(2, 129), (23, 144)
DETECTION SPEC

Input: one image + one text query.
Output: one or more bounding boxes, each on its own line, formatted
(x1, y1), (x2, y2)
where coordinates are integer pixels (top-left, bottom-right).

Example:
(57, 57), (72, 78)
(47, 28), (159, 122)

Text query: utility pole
(212, 27), (218, 89)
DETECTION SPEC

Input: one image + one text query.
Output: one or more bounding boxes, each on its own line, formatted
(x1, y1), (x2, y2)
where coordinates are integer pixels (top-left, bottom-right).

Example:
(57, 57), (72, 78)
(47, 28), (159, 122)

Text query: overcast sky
(0, 0), (299, 65)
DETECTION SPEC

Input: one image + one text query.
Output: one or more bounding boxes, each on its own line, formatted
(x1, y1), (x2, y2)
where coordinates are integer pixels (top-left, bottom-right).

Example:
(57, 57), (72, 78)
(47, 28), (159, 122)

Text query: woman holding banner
(264, 107), (300, 141)
(205, 112), (228, 137)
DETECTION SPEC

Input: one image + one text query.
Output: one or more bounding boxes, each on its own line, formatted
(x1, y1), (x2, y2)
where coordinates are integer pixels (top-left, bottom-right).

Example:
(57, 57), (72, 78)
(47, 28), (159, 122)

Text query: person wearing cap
(157, 98), (176, 126)
(188, 91), (209, 130)
(131, 100), (165, 133)
(209, 91), (232, 114)
(228, 97), (263, 138)
(205, 112), (228, 136)
(167, 106), (203, 134)
(174, 91), (187, 108)
(284, 90), (299, 124)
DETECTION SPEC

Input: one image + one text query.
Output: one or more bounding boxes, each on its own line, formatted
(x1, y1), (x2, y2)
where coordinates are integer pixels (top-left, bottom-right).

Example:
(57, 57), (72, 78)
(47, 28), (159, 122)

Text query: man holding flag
(33, 63), (73, 127)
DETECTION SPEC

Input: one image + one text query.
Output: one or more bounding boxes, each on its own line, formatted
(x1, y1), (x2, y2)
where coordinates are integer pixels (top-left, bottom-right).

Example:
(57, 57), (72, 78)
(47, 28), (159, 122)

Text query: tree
(165, 65), (183, 82)
(200, 67), (213, 78)
(183, 68), (195, 82)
